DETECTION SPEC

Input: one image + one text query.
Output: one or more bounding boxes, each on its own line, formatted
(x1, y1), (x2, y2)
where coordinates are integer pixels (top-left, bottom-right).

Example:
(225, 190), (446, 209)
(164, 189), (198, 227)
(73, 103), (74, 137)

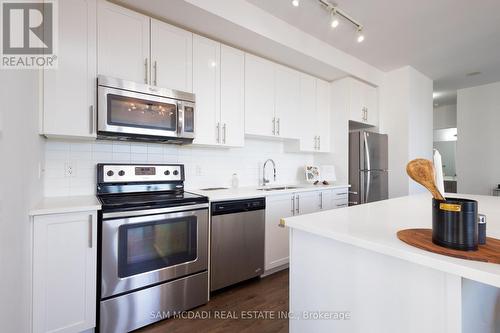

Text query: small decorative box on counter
(432, 197), (478, 251)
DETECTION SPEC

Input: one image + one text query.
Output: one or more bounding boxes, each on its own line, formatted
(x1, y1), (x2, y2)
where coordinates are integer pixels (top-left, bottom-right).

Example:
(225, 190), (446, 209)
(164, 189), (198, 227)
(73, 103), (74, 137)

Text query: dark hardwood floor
(137, 269), (289, 333)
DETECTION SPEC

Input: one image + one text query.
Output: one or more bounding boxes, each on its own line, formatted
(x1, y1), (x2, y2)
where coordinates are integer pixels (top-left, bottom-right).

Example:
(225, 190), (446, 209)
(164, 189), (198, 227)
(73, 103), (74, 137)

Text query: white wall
(43, 138), (316, 196)
(433, 104), (457, 129)
(0, 71), (44, 333)
(379, 66), (433, 198)
(456, 81), (500, 195)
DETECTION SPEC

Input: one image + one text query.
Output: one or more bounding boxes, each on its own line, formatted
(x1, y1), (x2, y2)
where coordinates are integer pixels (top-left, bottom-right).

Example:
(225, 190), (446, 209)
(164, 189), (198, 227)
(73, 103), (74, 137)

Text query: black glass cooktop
(98, 191), (208, 212)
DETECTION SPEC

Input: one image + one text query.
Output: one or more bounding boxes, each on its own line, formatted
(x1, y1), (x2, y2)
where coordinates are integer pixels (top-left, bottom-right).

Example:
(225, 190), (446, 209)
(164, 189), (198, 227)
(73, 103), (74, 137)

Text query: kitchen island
(283, 193), (500, 333)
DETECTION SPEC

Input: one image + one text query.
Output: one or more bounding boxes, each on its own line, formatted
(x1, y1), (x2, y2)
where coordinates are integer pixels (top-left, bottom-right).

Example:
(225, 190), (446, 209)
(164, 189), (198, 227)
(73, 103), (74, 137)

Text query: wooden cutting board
(397, 228), (500, 264)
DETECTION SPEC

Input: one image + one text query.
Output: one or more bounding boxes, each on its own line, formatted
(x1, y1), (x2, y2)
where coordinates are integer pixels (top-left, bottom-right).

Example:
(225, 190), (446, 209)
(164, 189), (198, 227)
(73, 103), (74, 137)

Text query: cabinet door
(150, 19), (192, 92)
(319, 190), (333, 210)
(365, 84), (379, 127)
(349, 78), (365, 123)
(275, 65), (301, 139)
(33, 211), (97, 333)
(220, 45), (245, 147)
(265, 194), (295, 271)
(43, 0), (96, 139)
(97, 0), (150, 83)
(296, 191), (321, 215)
(192, 35), (220, 145)
(298, 74), (317, 152)
(316, 79), (331, 152)
(244, 53), (275, 136)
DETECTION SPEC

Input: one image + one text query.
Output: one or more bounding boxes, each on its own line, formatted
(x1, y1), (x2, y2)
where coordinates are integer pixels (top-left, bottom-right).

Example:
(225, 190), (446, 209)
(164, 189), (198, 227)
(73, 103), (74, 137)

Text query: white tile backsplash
(43, 138), (315, 197)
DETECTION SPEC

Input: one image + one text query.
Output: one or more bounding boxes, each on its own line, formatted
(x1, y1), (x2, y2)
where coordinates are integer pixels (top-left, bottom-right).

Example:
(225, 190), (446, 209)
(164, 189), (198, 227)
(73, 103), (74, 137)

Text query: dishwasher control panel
(211, 198), (266, 216)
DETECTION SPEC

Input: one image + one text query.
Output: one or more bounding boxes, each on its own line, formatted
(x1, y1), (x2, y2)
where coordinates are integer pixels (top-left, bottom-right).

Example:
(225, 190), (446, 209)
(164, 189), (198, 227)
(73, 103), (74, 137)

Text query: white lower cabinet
(264, 188), (350, 273)
(32, 211), (97, 333)
(265, 194), (295, 272)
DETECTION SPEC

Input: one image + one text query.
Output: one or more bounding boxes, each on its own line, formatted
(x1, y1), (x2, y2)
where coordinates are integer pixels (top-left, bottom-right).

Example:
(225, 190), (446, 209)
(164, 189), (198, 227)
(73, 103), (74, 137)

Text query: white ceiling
(247, 0), (500, 105)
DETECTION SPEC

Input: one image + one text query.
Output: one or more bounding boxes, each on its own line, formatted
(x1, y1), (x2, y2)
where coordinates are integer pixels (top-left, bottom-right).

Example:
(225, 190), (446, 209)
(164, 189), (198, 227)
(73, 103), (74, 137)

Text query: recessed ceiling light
(292, 0), (299, 7)
(466, 71), (481, 77)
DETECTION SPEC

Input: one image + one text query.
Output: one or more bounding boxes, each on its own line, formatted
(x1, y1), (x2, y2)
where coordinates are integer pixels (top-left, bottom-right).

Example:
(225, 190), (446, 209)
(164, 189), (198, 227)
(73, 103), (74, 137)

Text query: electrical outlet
(64, 162), (76, 177)
(195, 165), (202, 176)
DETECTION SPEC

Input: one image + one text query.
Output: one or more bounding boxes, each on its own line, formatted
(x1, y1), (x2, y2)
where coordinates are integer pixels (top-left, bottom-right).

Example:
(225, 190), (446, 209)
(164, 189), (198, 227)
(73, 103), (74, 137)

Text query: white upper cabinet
(316, 79), (331, 152)
(297, 74), (317, 152)
(192, 35), (220, 146)
(150, 19), (193, 92)
(32, 211), (97, 333)
(42, 0), (97, 139)
(275, 65), (301, 138)
(97, 0), (150, 83)
(347, 77), (379, 127)
(244, 53), (275, 137)
(220, 45), (245, 147)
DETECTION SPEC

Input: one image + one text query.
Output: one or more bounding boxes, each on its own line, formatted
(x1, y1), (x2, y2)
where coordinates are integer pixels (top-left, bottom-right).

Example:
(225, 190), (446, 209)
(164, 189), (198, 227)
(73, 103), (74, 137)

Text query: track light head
(356, 28), (365, 43)
(292, 0), (299, 7)
(330, 9), (339, 28)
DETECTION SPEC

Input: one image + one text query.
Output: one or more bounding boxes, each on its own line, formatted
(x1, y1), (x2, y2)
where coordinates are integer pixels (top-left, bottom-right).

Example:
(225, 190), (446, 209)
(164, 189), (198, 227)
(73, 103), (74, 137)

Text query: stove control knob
(164, 170), (170, 176)
(173, 170), (179, 176)
(106, 170), (114, 177)
(118, 170), (125, 176)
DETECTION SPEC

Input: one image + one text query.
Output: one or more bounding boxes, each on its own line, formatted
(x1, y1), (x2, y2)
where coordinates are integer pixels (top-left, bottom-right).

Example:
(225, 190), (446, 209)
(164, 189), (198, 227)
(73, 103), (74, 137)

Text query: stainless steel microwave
(97, 75), (195, 143)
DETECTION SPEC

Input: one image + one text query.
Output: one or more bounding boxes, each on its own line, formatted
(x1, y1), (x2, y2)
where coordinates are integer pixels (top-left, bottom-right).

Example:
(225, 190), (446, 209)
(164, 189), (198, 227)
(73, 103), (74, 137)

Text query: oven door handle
(102, 203), (209, 219)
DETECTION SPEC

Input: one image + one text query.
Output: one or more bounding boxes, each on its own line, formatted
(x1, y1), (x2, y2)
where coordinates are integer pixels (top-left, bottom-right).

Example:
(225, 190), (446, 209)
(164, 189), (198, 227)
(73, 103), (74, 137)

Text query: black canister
(432, 198), (478, 251)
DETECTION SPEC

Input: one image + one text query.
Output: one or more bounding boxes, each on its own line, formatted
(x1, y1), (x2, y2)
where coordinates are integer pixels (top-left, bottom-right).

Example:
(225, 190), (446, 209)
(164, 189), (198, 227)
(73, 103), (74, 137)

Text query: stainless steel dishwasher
(210, 197), (265, 291)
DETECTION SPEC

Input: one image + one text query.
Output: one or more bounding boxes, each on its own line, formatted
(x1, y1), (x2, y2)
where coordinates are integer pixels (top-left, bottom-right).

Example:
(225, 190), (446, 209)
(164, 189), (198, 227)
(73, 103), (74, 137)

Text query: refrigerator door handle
(365, 171), (371, 203)
(364, 131), (371, 171)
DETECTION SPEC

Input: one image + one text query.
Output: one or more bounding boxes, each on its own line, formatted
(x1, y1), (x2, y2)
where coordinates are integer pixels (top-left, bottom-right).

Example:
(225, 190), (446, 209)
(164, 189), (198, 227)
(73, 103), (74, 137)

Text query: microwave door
(97, 86), (179, 139)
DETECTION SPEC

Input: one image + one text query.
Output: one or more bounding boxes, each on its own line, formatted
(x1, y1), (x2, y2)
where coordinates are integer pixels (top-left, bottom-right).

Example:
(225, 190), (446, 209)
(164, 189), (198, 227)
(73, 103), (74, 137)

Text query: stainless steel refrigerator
(349, 131), (388, 205)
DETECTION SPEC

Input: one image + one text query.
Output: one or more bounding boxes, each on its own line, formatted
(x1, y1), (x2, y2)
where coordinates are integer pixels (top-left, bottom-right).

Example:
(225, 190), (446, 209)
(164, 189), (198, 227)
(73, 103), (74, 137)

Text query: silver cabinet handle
(88, 215), (93, 248)
(336, 203), (348, 208)
(336, 192), (348, 196)
(89, 105), (94, 134)
(153, 60), (158, 86)
(313, 136), (317, 150)
(319, 192), (323, 209)
(291, 196), (295, 215)
(144, 58), (148, 84)
(349, 191), (358, 195)
(276, 118), (280, 136)
(295, 195), (300, 214)
(222, 123), (226, 144)
(318, 136), (321, 150)
(216, 122), (220, 143)
(272, 117), (276, 135)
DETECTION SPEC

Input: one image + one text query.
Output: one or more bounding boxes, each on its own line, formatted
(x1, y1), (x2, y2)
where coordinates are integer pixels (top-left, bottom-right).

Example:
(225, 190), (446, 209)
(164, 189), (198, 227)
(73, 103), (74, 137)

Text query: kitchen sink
(257, 186), (302, 191)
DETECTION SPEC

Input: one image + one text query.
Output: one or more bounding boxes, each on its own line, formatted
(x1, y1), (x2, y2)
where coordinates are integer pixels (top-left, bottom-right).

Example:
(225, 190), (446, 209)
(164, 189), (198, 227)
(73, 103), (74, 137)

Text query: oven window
(107, 94), (177, 132)
(118, 216), (197, 278)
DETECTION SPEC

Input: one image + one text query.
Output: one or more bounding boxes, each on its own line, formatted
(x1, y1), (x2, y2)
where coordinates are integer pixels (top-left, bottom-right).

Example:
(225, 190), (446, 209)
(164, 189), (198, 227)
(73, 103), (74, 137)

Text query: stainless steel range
(96, 163), (209, 333)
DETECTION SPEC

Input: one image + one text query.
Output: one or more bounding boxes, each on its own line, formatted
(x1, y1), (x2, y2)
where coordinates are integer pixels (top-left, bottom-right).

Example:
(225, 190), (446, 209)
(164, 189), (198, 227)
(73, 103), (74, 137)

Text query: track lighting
(316, 0), (366, 43)
(292, 0), (299, 7)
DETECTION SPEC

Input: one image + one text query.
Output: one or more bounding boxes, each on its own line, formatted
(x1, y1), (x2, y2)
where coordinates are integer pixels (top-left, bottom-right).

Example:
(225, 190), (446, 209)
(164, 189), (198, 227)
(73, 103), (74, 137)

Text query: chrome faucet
(262, 159), (277, 186)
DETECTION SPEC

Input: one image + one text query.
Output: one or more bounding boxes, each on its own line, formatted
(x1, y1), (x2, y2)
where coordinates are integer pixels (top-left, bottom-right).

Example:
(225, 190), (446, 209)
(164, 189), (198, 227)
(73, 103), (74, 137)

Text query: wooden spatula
(406, 159), (445, 201)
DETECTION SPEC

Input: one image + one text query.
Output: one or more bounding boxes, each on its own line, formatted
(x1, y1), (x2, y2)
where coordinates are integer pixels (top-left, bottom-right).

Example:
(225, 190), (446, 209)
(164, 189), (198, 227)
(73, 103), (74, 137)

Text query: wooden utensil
(406, 159), (445, 201)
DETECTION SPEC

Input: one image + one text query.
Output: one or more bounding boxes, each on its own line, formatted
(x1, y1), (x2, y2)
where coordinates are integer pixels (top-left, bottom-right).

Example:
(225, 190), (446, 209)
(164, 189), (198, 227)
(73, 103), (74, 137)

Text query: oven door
(101, 206), (208, 299)
(98, 86), (179, 139)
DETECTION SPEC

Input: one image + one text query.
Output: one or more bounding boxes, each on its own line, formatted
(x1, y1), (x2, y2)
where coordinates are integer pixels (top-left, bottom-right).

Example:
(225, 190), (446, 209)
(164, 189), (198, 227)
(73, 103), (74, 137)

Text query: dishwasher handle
(211, 198), (266, 216)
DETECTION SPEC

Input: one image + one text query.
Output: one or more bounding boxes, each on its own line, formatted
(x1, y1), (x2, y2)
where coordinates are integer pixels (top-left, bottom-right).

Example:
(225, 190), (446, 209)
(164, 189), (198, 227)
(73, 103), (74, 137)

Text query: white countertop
(284, 193), (500, 288)
(30, 195), (101, 216)
(189, 183), (350, 202)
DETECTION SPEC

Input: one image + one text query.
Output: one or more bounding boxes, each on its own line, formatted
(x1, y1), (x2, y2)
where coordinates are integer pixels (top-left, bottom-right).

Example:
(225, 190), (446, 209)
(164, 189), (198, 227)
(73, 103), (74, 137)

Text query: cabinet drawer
(333, 199), (348, 209)
(332, 188), (348, 200)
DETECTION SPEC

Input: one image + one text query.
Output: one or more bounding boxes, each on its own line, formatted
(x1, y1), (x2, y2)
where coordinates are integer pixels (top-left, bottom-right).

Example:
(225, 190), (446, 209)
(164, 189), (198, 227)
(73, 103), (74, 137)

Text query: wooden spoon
(406, 159), (445, 201)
